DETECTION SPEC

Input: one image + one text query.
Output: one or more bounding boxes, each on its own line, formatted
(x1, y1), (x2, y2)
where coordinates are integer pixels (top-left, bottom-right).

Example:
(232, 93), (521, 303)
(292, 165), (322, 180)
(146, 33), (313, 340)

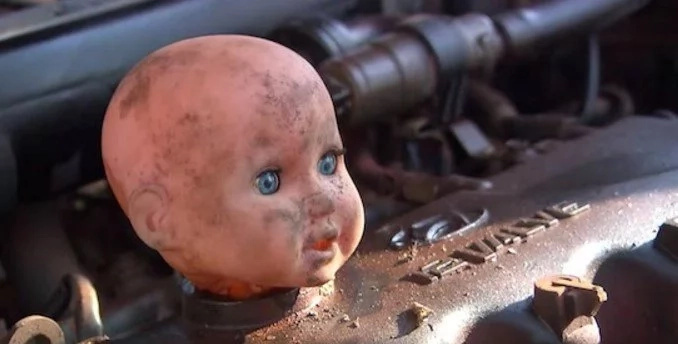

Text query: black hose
(581, 35), (601, 123)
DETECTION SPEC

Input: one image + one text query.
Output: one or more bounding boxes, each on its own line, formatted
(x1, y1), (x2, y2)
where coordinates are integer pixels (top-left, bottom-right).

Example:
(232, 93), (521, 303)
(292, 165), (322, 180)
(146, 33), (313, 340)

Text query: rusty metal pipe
(494, 0), (651, 53)
(270, 15), (401, 66)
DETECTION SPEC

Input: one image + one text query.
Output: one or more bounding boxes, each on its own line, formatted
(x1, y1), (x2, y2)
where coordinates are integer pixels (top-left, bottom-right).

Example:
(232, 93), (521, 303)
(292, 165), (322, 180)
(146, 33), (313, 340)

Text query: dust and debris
(396, 256), (411, 265)
(350, 319), (360, 329)
(409, 245), (419, 258)
(318, 281), (335, 297)
(507, 248), (517, 254)
(397, 245), (419, 264)
(410, 302), (433, 327)
(266, 335), (276, 341)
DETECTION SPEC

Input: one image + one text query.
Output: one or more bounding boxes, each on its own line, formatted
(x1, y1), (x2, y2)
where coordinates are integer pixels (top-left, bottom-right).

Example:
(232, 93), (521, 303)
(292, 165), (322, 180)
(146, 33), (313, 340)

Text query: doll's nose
(304, 192), (335, 219)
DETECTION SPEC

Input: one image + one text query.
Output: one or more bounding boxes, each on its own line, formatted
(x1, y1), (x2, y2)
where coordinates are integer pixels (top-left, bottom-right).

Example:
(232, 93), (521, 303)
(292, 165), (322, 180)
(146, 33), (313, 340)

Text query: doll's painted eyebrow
(329, 147), (347, 156)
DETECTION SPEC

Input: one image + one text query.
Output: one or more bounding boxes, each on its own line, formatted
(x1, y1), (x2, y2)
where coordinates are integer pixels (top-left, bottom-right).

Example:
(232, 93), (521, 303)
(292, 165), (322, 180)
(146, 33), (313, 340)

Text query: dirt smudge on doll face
(263, 205), (306, 254)
(117, 48), (203, 120)
(255, 71), (324, 137)
(253, 134), (272, 148)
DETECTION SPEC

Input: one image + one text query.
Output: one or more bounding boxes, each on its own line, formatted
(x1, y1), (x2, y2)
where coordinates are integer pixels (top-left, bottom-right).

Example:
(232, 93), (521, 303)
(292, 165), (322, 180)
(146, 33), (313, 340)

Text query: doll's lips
(305, 227), (339, 251)
(304, 243), (337, 269)
(303, 227), (339, 267)
(311, 238), (334, 251)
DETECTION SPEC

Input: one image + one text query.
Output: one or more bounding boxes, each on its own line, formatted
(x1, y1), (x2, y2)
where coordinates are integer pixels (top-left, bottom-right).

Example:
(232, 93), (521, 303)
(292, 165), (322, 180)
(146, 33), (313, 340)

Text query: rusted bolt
(532, 275), (607, 342)
(654, 217), (678, 261)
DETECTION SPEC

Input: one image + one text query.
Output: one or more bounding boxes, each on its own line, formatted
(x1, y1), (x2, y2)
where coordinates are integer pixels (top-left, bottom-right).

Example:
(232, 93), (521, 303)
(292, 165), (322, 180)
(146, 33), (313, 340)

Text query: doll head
(101, 35), (365, 299)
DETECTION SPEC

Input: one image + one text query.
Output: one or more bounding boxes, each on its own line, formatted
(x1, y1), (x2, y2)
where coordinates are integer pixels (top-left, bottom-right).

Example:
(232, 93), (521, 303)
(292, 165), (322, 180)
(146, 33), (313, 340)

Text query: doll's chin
(303, 274), (333, 287)
(302, 265), (339, 287)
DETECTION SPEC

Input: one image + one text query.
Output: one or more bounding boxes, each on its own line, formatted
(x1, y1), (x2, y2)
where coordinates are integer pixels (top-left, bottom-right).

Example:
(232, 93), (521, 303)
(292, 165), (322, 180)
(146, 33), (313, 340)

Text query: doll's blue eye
(256, 170), (280, 195)
(318, 152), (338, 176)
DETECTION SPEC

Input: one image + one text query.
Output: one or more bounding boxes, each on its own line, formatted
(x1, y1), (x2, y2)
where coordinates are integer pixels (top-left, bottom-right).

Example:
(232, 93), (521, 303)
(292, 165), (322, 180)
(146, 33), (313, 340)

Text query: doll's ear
(127, 184), (172, 250)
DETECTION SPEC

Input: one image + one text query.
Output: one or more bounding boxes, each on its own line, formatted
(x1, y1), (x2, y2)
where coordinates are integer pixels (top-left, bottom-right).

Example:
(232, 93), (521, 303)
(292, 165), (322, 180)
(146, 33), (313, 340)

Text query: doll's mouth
(303, 242), (337, 270)
(311, 238), (334, 251)
(303, 227), (339, 267)
(305, 227), (339, 252)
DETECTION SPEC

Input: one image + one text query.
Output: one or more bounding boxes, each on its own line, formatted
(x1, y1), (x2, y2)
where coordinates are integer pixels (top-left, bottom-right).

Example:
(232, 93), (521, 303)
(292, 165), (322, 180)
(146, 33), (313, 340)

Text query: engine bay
(0, 0), (677, 343)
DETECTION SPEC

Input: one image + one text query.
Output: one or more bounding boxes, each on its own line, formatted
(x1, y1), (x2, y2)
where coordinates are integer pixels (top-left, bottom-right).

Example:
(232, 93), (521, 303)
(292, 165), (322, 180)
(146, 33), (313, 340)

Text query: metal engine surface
(110, 117), (678, 343)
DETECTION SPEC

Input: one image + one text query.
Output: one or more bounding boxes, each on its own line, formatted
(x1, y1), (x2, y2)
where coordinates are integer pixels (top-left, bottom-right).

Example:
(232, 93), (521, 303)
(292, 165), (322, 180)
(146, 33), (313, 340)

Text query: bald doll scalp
(116, 46), (204, 120)
(102, 34), (364, 299)
(103, 34), (330, 247)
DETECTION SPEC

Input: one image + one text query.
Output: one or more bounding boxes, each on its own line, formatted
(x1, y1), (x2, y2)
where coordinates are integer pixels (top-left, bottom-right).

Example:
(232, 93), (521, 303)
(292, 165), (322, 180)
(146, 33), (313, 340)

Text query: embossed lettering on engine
(415, 202), (591, 284)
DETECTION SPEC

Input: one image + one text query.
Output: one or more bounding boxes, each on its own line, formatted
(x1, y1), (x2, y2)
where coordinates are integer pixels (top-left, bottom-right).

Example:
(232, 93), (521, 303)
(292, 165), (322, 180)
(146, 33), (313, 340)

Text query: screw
(654, 217), (678, 261)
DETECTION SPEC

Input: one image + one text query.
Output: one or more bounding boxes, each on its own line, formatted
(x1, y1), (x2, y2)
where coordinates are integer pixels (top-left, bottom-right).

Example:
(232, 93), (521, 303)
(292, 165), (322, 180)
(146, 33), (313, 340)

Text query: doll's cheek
(262, 206), (305, 251)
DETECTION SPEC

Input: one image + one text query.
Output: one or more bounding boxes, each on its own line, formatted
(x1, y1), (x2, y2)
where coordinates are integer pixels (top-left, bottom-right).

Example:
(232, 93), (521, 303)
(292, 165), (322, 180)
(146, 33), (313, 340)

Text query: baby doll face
(102, 35), (364, 295)
(171, 72), (365, 289)
(211, 91), (361, 287)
